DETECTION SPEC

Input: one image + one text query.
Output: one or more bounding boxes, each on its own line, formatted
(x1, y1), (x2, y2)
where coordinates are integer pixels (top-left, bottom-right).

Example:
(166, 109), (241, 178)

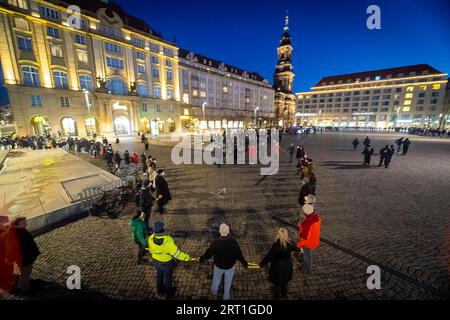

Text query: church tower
(273, 14), (296, 127)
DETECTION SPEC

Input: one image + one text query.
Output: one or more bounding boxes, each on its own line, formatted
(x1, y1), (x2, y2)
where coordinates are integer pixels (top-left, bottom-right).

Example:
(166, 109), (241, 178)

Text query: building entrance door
(113, 116), (130, 135)
(31, 116), (51, 136)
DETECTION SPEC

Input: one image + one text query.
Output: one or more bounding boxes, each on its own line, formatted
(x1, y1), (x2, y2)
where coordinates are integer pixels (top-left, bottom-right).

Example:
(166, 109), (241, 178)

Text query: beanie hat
(304, 194), (316, 205)
(153, 221), (165, 234)
(219, 223), (230, 236)
(302, 204), (314, 215)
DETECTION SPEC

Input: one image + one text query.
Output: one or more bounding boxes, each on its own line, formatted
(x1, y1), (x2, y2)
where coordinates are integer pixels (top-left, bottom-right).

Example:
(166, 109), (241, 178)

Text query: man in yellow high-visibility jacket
(148, 221), (194, 298)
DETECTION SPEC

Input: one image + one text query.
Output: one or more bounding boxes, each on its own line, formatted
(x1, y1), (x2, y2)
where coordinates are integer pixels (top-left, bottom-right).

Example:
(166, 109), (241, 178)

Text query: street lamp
(201, 102), (207, 132)
(254, 107), (260, 128)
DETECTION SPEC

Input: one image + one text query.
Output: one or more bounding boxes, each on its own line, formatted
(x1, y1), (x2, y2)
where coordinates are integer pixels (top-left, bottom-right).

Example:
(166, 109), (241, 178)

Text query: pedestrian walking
(129, 210), (150, 265)
(139, 180), (154, 228)
(200, 223), (248, 300)
(155, 169), (171, 214)
(363, 136), (371, 147)
(297, 204), (321, 274)
(259, 228), (301, 299)
(144, 138), (150, 151)
(352, 138), (359, 150)
(148, 221), (194, 299)
(362, 144), (374, 166)
(378, 145), (389, 167)
(113, 151), (122, 167)
(402, 138), (411, 155)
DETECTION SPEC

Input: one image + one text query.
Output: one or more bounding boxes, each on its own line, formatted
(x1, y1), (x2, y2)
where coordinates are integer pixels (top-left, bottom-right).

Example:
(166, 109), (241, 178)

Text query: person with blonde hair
(259, 228), (301, 299)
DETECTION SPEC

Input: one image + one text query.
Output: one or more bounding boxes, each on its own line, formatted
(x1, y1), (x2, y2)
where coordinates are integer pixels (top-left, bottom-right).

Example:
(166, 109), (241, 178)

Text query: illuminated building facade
(178, 49), (274, 131)
(0, 0), (274, 137)
(296, 64), (448, 129)
(273, 14), (295, 127)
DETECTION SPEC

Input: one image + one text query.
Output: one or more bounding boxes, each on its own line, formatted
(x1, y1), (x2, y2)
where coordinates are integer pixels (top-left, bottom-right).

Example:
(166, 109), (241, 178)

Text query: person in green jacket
(148, 221), (197, 298)
(129, 210), (150, 265)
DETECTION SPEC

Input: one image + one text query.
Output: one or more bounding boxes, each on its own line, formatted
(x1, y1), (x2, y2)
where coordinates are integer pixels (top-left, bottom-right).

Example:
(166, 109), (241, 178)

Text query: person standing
(148, 221), (193, 298)
(200, 223), (248, 300)
(363, 136), (371, 147)
(131, 151), (139, 166)
(402, 138), (411, 155)
(113, 151), (122, 168)
(287, 143), (295, 163)
(123, 150), (131, 165)
(384, 145), (394, 168)
(298, 177), (314, 206)
(296, 145), (305, 161)
(259, 228), (301, 299)
(352, 138), (359, 150)
(362, 144), (374, 166)
(395, 137), (404, 154)
(144, 138), (150, 152)
(141, 152), (148, 173)
(155, 169), (171, 214)
(378, 145), (389, 167)
(139, 180), (154, 228)
(129, 211), (150, 265)
(12, 217), (41, 294)
(297, 204), (321, 274)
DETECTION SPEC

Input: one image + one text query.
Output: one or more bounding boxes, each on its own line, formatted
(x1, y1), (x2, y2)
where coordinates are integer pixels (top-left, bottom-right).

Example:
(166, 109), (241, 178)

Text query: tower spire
(284, 10), (289, 32)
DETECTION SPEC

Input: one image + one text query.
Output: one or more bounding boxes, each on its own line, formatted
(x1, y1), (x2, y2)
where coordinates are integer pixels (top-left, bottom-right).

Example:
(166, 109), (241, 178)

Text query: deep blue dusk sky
(114, 0), (450, 92)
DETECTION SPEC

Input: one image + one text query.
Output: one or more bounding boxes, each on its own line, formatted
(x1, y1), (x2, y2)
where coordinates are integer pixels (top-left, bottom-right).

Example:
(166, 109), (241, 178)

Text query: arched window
(61, 117), (77, 136)
(79, 75), (93, 91)
(53, 71), (69, 89)
(108, 78), (127, 95)
(22, 66), (40, 87)
(138, 83), (148, 97)
(153, 86), (161, 98)
(167, 88), (174, 99)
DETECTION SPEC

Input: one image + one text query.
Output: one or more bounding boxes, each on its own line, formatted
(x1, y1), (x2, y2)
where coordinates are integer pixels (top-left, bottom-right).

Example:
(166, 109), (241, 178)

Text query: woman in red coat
(297, 204), (321, 274)
(131, 151), (139, 166)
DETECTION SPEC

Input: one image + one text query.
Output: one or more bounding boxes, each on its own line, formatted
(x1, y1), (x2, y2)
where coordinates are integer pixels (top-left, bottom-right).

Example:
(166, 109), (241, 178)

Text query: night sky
(114, 0), (450, 92)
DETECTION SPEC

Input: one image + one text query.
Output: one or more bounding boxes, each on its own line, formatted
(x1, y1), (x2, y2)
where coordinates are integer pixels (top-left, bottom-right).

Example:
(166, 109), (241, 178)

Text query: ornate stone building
(273, 14), (295, 127)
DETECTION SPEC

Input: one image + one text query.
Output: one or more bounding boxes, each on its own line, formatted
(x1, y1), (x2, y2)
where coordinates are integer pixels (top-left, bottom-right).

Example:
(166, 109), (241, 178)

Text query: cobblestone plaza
(1, 131), (449, 300)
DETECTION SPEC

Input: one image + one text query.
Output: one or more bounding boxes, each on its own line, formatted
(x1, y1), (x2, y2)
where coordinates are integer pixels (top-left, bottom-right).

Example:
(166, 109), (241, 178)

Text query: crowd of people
(353, 135), (412, 168)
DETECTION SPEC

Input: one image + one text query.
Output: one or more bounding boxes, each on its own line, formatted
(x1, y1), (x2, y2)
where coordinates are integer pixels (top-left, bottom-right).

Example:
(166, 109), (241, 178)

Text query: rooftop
(314, 64), (445, 87)
(178, 48), (268, 83)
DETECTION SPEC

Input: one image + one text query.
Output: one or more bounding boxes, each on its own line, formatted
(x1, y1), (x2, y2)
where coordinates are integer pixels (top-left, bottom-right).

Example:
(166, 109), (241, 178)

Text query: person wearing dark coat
(123, 150), (131, 165)
(352, 138), (359, 150)
(363, 136), (370, 147)
(395, 137), (404, 154)
(298, 177), (314, 206)
(140, 152), (148, 173)
(378, 145), (389, 167)
(402, 138), (411, 155)
(384, 146), (394, 168)
(308, 172), (317, 195)
(296, 145), (305, 160)
(259, 228), (301, 299)
(139, 180), (154, 228)
(362, 145), (374, 165)
(12, 217), (40, 294)
(154, 169), (171, 214)
(113, 151), (122, 167)
(200, 223), (248, 300)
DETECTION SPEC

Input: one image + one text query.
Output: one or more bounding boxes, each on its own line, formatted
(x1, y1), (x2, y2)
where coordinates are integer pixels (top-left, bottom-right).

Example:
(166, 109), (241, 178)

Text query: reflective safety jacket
(148, 234), (190, 262)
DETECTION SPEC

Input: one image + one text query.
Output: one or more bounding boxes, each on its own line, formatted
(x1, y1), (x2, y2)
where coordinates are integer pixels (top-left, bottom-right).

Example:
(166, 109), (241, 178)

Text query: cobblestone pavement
(1, 131), (449, 300)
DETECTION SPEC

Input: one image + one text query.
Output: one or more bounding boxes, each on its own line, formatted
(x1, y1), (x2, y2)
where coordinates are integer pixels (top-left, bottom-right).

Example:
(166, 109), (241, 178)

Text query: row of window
(300, 84), (442, 99)
(141, 103), (174, 113)
(30, 94), (72, 108)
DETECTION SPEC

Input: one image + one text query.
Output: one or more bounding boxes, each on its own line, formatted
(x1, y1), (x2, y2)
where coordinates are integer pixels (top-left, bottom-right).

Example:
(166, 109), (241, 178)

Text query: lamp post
(254, 107), (260, 128)
(201, 102), (207, 133)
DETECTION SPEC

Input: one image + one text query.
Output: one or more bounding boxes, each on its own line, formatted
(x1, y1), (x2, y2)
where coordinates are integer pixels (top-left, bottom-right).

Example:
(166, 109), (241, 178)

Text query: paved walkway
(1, 131), (449, 300)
